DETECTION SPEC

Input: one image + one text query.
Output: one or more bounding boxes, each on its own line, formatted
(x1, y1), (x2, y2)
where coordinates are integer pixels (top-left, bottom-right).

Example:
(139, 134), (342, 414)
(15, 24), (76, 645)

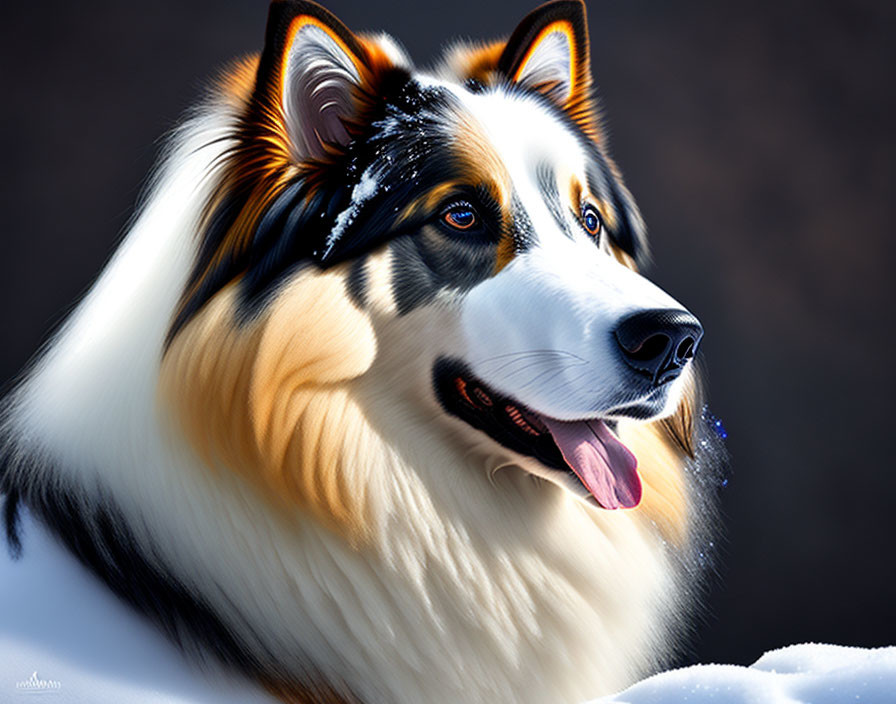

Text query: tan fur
(161, 266), (379, 541)
(214, 55), (262, 109)
(661, 374), (699, 460)
(441, 41), (506, 85)
(357, 248), (399, 314)
(569, 176), (583, 216)
(621, 374), (697, 547)
(262, 677), (358, 704)
(451, 113), (518, 272)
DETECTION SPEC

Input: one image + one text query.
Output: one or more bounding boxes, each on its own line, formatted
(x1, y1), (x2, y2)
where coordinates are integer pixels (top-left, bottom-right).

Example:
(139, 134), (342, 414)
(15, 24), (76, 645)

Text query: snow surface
(592, 644), (896, 703)
(2, 506), (894, 703)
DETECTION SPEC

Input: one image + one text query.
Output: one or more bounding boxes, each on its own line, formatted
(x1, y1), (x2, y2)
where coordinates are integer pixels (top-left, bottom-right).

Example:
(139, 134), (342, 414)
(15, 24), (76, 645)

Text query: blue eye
(582, 203), (601, 237)
(443, 203), (478, 231)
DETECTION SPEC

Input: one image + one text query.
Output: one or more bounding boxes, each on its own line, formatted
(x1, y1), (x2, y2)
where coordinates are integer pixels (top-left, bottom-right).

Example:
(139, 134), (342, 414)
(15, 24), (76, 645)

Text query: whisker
(552, 367), (596, 395)
(493, 357), (572, 379)
(518, 361), (589, 393)
(476, 349), (588, 366)
(477, 350), (589, 379)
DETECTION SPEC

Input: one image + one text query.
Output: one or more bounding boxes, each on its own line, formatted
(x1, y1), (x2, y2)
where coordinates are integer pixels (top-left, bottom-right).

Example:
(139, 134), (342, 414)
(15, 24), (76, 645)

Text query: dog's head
(162, 0), (702, 532)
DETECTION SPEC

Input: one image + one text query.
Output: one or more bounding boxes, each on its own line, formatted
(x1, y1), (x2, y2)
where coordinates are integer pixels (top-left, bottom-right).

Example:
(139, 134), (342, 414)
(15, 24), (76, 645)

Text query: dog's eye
(442, 203), (478, 231)
(581, 203), (602, 238)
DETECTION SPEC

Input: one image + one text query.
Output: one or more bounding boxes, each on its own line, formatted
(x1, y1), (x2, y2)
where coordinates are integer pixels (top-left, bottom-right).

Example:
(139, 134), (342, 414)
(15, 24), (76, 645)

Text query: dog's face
(164, 0), (702, 524)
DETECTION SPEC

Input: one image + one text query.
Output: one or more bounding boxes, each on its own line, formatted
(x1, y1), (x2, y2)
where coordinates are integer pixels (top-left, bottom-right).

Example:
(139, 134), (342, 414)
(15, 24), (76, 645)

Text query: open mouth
(433, 359), (641, 509)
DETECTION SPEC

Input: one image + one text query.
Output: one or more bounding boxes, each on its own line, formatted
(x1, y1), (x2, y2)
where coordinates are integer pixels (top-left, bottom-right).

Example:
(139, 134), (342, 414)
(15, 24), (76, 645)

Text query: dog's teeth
(506, 405), (541, 435)
(473, 387), (493, 407)
(455, 377), (478, 407)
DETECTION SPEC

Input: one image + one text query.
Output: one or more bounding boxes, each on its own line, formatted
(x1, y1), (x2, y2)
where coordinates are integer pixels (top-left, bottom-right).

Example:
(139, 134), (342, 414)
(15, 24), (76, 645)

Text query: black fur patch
(345, 255), (369, 308)
(389, 222), (497, 315)
(3, 485), (21, 558)
(0, 451), (268, 680)
(508, 193), (537, 254)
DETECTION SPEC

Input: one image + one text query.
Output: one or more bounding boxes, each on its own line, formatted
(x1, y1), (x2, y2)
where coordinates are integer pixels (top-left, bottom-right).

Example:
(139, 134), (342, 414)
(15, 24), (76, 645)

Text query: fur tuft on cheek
(160, 267), (379, 541)
(660, 368), (699, 460)
(617, 417), (690, 546)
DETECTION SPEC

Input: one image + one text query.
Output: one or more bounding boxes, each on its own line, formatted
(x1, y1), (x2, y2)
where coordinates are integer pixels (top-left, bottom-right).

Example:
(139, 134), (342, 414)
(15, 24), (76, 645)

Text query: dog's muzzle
(614, 309), (703, 386)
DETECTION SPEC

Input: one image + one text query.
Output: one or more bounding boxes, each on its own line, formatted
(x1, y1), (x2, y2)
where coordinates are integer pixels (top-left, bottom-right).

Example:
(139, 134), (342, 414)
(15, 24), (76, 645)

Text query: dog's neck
(13, 348), (681, 703)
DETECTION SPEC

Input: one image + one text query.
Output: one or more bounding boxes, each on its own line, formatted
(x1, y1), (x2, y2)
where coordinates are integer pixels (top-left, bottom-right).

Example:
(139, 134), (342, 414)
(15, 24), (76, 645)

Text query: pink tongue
(541, 418), (641, 509)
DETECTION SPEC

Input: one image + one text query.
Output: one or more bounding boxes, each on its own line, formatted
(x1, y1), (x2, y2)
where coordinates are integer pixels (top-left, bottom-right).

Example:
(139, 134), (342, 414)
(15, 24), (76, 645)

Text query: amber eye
(581, 203), (602, 237)
(443, 203), (478, 231)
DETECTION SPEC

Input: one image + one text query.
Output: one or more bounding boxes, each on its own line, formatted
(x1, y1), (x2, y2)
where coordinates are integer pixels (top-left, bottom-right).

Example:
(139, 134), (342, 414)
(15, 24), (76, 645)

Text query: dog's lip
(433, 359), (642, 509)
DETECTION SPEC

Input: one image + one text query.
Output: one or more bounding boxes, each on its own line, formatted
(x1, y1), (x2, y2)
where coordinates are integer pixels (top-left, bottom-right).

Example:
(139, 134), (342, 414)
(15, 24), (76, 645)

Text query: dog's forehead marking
(450, 87), (585, 176)
(420, 74), (589, 247)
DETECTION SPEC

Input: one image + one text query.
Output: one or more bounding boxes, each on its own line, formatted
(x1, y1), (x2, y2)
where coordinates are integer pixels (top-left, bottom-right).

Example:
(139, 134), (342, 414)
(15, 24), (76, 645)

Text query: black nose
(614, 309), (703, 385)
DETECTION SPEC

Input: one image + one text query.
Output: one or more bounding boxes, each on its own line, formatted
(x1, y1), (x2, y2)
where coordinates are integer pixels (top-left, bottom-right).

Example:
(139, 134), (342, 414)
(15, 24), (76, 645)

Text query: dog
(0, 1), (723, 702)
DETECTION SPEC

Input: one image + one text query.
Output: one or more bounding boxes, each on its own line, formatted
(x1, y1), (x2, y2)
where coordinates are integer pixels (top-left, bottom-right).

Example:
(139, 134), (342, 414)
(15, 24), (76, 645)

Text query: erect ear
(254, 0), (389, 162)
(497, 0), (596, 136)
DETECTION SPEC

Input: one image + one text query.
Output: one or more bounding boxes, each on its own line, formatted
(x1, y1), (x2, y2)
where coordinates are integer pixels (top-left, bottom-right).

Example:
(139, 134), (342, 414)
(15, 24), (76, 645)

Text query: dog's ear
(498, 0), (596, 136)
(252, 0), (393, 162)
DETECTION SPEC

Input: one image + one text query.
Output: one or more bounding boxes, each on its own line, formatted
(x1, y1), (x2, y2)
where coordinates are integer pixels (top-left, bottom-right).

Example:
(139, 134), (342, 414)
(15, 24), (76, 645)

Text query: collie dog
(1, 1), (722, 702)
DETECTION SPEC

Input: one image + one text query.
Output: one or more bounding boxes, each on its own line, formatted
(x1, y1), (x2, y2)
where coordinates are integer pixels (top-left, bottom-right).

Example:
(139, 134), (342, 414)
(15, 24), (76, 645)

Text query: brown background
(2, 0), (894, 667)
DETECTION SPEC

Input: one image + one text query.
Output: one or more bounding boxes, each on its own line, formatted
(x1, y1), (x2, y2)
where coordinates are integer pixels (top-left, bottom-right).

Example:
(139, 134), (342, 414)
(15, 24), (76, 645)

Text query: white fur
(5, 88), (687, 704)
(514, 27), (574, 104)
(462, 243), (688, 419)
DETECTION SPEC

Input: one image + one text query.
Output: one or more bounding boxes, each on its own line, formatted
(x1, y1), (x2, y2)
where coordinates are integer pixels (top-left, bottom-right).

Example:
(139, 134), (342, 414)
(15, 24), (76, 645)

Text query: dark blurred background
(2, 0), (894, 669)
